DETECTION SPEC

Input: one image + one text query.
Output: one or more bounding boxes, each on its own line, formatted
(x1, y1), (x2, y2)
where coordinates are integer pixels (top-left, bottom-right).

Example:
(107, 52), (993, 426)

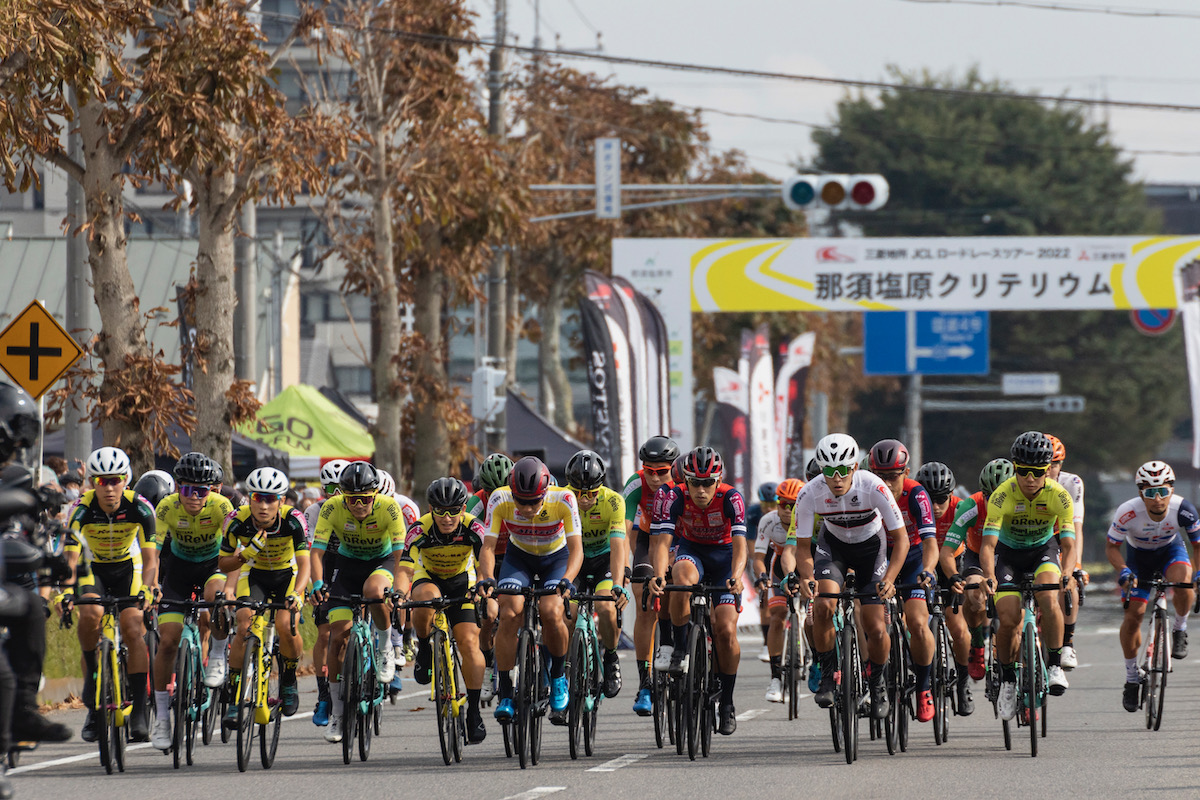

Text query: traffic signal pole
(484, 0), (508, 454)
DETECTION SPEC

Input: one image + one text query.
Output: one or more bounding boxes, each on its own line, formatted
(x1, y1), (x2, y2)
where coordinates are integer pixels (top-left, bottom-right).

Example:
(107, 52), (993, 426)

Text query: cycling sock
(761, 623), (770, 644)
(209, 636), (227, 662)
(82, 649), (98, 708)
(673, 623), (689, 651)
(316, 675), (329, 698)
(913, 662), (931, 691)
(130, 674), (147, 712)
(637, 660), (649, 684)
(550, 653), (566, 679)
(658, 617), (673, 645)
(1125, 658), (1139, 682)
(956, 666), (970, 686)
(482, 647), (495, 667)
(499, 671), (513, 699)
(1174, 614), (1188, 632)
(390, 627), (404, 647)
(155, 689), (170, 718)
(467, 688), (481, 714)
(970, 626), (984, 647)
(1048, 648), (1062, 667)
(769, 655), (782, 680)
(1001, 663), (1017, 682)
(719, 672), (737, 706)
(283, 657), (298, 681)
(329, 679), (342, 706)
(1063, 623), (1075, 647)
(378, 625), (393, 649)
(869, 661), (887, 683)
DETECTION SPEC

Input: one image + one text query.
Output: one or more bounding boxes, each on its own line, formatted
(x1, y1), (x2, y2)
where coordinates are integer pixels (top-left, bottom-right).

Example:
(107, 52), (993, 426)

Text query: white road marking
(501, 787), (567, 800)
(10, 743), (155, 774)
(1096, 627), (1121, 635)
(587, 753), (648, 772)
(736, 708), (767, 721)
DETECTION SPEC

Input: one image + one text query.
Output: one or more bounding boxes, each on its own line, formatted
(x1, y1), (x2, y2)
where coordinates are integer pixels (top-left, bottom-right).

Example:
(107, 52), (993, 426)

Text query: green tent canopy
(239, 384), (374, 461)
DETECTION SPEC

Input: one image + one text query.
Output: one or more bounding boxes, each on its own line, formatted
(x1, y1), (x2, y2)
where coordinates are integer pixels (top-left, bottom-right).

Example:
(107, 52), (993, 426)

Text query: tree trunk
(372, 138), (403, 481)
(411, 265), (449, 495)
(190, 167), (239, 474)
(79, 97), (152, 473)
(538, 267), (575, 431)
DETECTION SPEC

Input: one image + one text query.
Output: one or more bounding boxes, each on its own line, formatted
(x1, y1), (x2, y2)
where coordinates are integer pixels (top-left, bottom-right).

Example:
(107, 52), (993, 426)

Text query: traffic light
(782, 174), (889, 211)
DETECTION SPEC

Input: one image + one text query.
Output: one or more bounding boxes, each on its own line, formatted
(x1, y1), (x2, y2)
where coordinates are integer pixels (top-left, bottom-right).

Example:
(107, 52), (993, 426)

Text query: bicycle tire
(502, 713), (513, 758)
(651, 628), (666, 748)
(434, 628), (453, 765)
(170, 639), (188, 767)
(932, 615), (947, 746)
(890, 608), (909, 754)
(113, 646), (128, 773)
(527, 632), (545, 767)
(358, 666), (375, 762)
(236, 642), (258, 773)
(341, 633), (361, 766)
(219, 680), (232, 744)
(840, 613), (858, 765)
(1002, 717), (1012, 750)
(786, 612), (799, 721)
(566, 628), (584, 759)
(700, 634), (714, 759)
(261, 649), (281, 769)
(451, 647), (465, 763)
(684, 623), (706, 761)
(672, 674), (685, 755)
(515, 628), (532, 769)
(1022, 619), (1038, 758)
(585, 634), (601, 757)
(200, 673), (217, 747)
(884, 620), (901, 756)
(1149, 606), (1168, 731)
(95, 639), (114, 774)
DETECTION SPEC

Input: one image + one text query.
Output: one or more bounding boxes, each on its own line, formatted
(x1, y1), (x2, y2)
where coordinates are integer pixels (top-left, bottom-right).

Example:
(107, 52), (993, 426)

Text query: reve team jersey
(982, 477), (1074, 549)
(652, 483), (747, 546)
(156, 492), (235, 562)
(67, 489), (157, 563)
(570, 485), (626, 558)
(895, 478), (936, 548)
(401, 513), (486, 579)
(789, 470), (905, 545)
(486, 486), (581, 556)
(313, 494), (405, 561)
(220, 504), (309, 571)
(1107, 495), (1200, 550)
(944, 492), (987, 554)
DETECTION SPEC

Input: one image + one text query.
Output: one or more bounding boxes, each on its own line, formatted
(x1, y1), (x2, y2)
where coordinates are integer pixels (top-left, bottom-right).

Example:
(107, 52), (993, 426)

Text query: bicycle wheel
(433, 628), (453, 765)
(684, 623), (706, 761)
(652, 643), (666, 749)
(1022, 621), (1038, 758)
(1148, 608), (1168, 731)
(358, 667), (375, 762)
(785, 613), (799, 721)
(236, 643), (258, 773)
(566, 629), (585, 759)
(895, 619), (910, 754)
(672, 674), (685, 755)
(341, 633), (361, 766)
(527, 633), (545, 767)
(172, 638), (191, 767)
(585, 636), (602, 757)
(96, 639), (114, 774)
(840, 617), (858, 765)
(451, 648), (465, 763)
(931, 616), (947, 746)
(261, 649), (282, 769)
(884, 626), (902, 756)
(700, 640), (714, 759)
(114, 648), (129, 773)
(514, 629), (532, 769)
(201, 677), (217, 747)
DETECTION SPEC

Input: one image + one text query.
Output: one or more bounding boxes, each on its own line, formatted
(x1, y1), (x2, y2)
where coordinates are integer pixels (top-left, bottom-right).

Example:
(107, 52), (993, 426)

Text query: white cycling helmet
(245, 467), (290, 496)
(815, 433), (859, 470)
(86, 446), (131, 479)
(377, 469), (396, 497)
(1135, 460), (1175, 487)
(320, 459), (351, 487)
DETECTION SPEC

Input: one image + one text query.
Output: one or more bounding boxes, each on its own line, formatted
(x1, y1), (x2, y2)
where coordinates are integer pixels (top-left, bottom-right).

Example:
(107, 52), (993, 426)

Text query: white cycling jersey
(1057, 471), (1085, 526)
(791, 469), (905, 545)
(1107, 495), (1200, 550)
(754, 509), (790, 557)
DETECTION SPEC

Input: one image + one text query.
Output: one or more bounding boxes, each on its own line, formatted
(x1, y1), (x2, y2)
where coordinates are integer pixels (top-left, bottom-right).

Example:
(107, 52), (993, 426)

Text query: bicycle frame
(494, 585), (565, 769)
(816, 579), (881, 764)
(1122, 573), (1191, 731)
(399, 595), (470, 765)
(663, 583), (737, 762)
(995, 580), (1057, 756)
(327, 594), (390, 764)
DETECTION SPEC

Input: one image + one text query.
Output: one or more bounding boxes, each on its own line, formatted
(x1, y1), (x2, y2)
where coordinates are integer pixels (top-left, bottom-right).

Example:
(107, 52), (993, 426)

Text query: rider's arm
(1105, 538), (1125, 574)
(605, 491), (627, 588)
(135, 495), (159, 588)
(884, 528), (908, 584)
(979, 533), (998, 590)
(1054, 488), (1077, 578)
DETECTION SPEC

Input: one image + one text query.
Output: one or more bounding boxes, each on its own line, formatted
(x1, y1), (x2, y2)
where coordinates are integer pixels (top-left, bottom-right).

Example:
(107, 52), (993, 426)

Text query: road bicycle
(163, 595), (223, 767)
(564, 590), (619, 759)
(816, 579), (881, 764)
(638, 580), (677, 752)
(326, 594), (390, 765)
(232, 599), (295, 772)
(994, 578), (1060, 757)
(494, 585), (565, 769)
(928, 587), (961, 746)
(1123, 573), (1192, 731)
(779, 590), (810, 721)
(399, 595), (472, 765)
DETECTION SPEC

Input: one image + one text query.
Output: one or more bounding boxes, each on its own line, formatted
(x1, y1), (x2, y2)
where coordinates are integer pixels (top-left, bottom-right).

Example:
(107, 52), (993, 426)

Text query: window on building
(333, 365), (373, 395)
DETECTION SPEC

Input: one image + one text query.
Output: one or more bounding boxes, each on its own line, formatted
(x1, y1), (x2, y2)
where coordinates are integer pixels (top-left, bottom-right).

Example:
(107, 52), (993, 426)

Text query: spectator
(43, 456), (67, 477)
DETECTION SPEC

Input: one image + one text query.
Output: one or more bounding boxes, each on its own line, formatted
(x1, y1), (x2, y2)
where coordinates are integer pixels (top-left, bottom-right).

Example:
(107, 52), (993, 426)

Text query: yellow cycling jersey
(156, 493), (235, 563)
(312, 494), (405, 561)
(400, 513), (486, 580)
(569, 485), (626, 558)
(983, 476), (1075, 550)
(485, 486), (581, 556)
(66, 489), (157, 563)
(220, 504), (309, 572)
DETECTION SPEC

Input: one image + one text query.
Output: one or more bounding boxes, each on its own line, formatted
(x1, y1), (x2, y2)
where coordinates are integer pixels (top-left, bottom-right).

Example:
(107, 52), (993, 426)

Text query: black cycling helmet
(683, 446), (723, 480)
(757, 482), (779, 503)
(566, 449), (607, 492)
(0, 383), (39, 464)
(671, 455), (687, 485)
(174, 451), (222, 485)
(638, 435), (680, 465)
(805, 458), (821, 482)
(477, 453), (514, 495)
(869, 438), (910, 471)
(915, 462), (955, 501)
(1010, 431), (1054, 467)
(339, 461), (380, 493)
(133, 471), (175, 508)
(427, 477), (468, 510)
(509, 456), (551, 502)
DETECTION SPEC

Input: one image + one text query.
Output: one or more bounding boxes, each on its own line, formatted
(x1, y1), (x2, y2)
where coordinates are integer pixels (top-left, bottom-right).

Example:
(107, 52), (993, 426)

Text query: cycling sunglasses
(324, 483), (340, 496)
(431, 506), (463, 517)
(1013, 464), (1048, 477)
(575, 489), (600, 500)
(875, 469), (905, 481)
(250, 492), (283, 504)
(779, 501), (795, 511)
(1141, 486), (1171, 499)
(643, 466), (672, 477)
(178, 484), (211, 499)
(343, 492), (376, 506)
(687, 477), (717, 488)
(821, 465), (853, 478)
(92, 476), (125, 487)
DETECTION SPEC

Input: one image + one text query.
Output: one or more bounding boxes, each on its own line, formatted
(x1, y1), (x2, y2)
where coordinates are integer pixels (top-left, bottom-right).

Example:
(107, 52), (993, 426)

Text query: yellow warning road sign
(0, 301), (84, 399)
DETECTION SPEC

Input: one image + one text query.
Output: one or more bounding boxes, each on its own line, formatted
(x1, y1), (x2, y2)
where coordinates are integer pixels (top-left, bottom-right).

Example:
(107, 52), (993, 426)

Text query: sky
(466, 0), (1200, 185)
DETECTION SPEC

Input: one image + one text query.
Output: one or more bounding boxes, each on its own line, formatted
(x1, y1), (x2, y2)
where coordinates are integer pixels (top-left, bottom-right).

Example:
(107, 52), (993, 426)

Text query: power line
(256, 9), (1200, 114)
(564, 0), (600, 33)
(894, 0), (1200, 19)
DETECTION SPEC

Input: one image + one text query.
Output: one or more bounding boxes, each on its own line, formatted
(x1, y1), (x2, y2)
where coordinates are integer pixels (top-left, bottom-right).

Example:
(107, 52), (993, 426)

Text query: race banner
(579, 282), (623, 487)
(584, 272), (637, 483)
(634, 289), (672, 439)
(775, 332), (816, 479)
(712, 366), (749, 497)
(748, 323), (779, 492)
(611, 275), (650, 451)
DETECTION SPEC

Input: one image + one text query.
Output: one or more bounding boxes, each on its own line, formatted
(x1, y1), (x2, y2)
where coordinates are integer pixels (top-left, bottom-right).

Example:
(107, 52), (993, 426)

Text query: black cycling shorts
(993, 539), (1061, 590)
(412, 571), (476, 629)
(813, 531), (886, 606)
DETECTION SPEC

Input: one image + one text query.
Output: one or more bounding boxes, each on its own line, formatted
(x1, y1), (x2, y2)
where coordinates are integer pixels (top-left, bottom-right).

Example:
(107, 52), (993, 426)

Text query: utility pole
(905, 374), (922, 469)
(234, 204), (257, 385)
(484, 0), (508, 455)
(64, 88), (91, 468)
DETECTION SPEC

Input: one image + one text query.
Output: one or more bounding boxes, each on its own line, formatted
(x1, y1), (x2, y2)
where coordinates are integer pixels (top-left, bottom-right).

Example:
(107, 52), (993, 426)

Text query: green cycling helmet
(477, 453), (514, 494)
(979, 458), (1014, 496)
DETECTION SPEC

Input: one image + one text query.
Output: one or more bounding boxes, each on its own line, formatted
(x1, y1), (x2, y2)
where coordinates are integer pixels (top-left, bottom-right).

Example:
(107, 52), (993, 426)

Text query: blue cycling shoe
(390, 674), (403, 692)
(313, 699), (330, 726)
(807, 662), (822, 695)
(551, 676), (570, 713)
(494, 698), (515, 722)
(633, 687), (653, 717)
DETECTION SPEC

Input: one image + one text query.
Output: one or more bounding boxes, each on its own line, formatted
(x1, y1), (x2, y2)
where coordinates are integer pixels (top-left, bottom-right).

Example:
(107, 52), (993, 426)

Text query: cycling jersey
(66, 489), (157, 563)
(220, 504), (309, 571)
(1057, 471), (1085, 526)
(305, 499), (336, 551)
(401, 513), (486, 580)
(652, 483), (747, 545)
(983, 477), (1074, 549)
(932, 499), (963, 557)
(1108, 495), (1200, 550)
(571, 485), (626, 558)
(155, 493), (234, 562)
(944, 492), (987, 554)
(485, 486), (581, 556)
(894, 478), (936, 548)
(790, 470), (905, 545)
(624, 470), (675, 535)
(465, 487), (490, 518)
(754, 509), (794, 559)
(312, 494), (405, 561)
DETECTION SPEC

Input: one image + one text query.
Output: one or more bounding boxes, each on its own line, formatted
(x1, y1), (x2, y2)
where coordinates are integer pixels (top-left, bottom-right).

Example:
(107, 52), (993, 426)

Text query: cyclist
(218, 467), (310, 728)
(748, 481), (779, 662)
(647, 446), (746, 736)
(916, 460), (973, 716)
(374, 467), (418, 694)
(623, 435), (679, 716)
(870, 439), (937, 723)
(65, 446), (158, 743)
(786, 433), (908, 721)
(981, 431), (1075, 721)
(565, 450), (628, 699)
(305, 459), (349, 726)
(754, 478), (802, 703)
(467, 453), (513, 517)
(397, 477), (488, 742)
(1046, 434), (1086, 669)
(465, 453), (512, 701)
(476, 457), (582, 725)
(1106, 460), (1200, 711)
(309, 461), (403, 743)
(133, 470), (175, 509)
(149, 452), (233, 750)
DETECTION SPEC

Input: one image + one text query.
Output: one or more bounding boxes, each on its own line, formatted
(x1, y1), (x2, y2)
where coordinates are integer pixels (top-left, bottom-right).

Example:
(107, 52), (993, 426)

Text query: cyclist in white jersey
(753, 478), (802, 703)
(1106, 460), (1200, 711)
(1046, 435), (1086, 669)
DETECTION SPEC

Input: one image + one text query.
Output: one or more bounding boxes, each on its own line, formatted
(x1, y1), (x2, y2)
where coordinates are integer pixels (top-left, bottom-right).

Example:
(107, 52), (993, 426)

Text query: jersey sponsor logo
(849, 495), (861, 506)
(708, 512), (724, 526)
(343, 522), (356, 532)
(1035, 503), (1048, 514)
(366, 521), (378, 530)
(177, 518), (190, 529)
(1014, 503), (1026, 513)
(199, 517), (211, 525)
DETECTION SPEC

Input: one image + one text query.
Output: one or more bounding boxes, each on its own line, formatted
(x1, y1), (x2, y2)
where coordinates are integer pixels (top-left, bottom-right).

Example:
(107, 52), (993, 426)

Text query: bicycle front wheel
(514, 629), (532, 769)
(260, 649), (282, 769)
(785, 613), (799, 721)
(1021, 620), (1038, 758)
(341, 632), (362, 766)
(684, 624), (706, 762)
(96, 639), (115, 774)
(566, 629), (585, 760)
(434, 628), (453, 765)
(1148, 607), (1168, 731)
(585, 636), (601, 757)
(840, 617), (858, 765)
(236, 643), (259, 773)
(358, 665), (376, 762)
(172, 638), (192, 767)
(651, 627), (666, 748)
(931, 616), (948, 746)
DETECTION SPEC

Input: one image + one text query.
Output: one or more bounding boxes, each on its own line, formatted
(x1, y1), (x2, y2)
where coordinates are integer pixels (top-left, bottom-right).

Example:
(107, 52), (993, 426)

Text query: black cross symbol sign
(6, 323), (62, 381)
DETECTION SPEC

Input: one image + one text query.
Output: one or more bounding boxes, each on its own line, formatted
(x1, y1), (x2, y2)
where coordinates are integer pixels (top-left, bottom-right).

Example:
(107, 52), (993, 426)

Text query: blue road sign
(863, 311), (989, 376)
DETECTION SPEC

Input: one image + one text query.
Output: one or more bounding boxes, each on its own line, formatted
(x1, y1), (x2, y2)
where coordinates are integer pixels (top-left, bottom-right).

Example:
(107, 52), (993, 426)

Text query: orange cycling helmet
(1045, 434), (1066, 462)
(775, 478), (803, 503)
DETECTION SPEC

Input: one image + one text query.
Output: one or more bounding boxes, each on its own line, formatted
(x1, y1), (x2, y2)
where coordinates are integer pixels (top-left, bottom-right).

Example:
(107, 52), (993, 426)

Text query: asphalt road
(14, 591), (1200, 800)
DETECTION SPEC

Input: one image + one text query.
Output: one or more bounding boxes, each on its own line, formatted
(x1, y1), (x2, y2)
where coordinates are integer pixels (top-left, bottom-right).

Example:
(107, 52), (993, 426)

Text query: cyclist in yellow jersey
(149, 453), (232, 750)
(566, 450), (628, 699)
(981, 431), (1076, 721)
(309, 462), (404, 744)
(218, 467), (310, 726)
(66, 446), (158, 744)
(397, 477), (488, 743)
(477, 457), (582, 725)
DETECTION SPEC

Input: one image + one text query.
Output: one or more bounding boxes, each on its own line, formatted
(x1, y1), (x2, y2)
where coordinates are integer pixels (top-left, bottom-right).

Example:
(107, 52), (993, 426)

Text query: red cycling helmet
(509, 456), (552, 501)
(683, 446), (724, 480)
(869, 438), (910, 471)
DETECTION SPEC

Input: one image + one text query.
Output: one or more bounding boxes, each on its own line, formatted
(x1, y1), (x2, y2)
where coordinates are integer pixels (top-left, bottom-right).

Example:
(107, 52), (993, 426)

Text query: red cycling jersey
(653, 483), (748, 545)
(894, 478), (936, 549)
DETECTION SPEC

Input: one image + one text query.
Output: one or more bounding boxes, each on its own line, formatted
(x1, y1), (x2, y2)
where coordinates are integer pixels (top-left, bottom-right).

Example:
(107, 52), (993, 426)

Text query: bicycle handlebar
(662, 583), (743, 613)
(231, 599), (298, 635)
